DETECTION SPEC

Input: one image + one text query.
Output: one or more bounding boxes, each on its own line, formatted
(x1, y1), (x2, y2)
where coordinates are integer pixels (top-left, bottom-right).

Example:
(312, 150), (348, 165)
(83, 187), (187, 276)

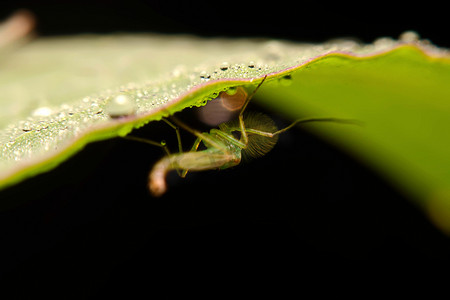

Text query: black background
(0, 1), (449, 47)
(0, 0), (449, 297)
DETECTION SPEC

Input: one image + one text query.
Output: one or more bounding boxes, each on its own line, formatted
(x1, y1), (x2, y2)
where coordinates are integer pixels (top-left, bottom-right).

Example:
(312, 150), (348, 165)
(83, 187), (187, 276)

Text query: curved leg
(124, 118), (185, 177)
(122, 117), (184, 156)
(122, 135), (171, 156)
(162, 118), (183, 154)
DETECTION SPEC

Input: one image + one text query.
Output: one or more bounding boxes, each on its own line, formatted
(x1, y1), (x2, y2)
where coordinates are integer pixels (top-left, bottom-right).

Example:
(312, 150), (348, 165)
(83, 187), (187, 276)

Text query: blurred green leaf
(256, 46), (450, 233)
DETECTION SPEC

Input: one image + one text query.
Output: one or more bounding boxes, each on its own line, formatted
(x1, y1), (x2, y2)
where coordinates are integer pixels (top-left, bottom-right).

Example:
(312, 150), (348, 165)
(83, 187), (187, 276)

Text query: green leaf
(1, 33), (450, 233)
(0, 34), (401, 189)
(256, 45), (450, 233)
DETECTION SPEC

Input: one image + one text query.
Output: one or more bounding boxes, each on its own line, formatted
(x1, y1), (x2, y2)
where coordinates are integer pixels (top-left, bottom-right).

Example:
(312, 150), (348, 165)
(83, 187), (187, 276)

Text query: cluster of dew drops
(0, 97), (109, 164)
(107, 55), (290, 117)
(95, 31), (435, 120)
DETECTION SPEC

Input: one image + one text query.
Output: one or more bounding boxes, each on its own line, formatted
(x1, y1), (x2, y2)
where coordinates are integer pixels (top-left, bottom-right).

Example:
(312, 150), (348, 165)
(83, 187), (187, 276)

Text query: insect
(126, 75), (358, 197)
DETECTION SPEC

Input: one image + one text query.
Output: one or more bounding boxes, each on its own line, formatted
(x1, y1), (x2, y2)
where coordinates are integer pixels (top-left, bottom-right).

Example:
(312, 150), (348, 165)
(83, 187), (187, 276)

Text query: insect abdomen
(149, 151), (240, 196)
(175, 151), (239, 171)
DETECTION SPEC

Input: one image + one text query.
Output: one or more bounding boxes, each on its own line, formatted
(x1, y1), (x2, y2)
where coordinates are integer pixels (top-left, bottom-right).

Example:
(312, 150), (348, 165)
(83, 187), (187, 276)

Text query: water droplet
(220, 62), (230, 71)
(199, 71), (211, 80)
(248, 61), (255, 68)
(171, 64), (186, 77)
(32, 106), (53, 117)
(36, 121), (49, 131)
(22, 121), (32, 132)
(399, 31), (420, 43)
(279, 74), (293, 86)
(373, 37), (396, 49)
(104, 94), (136, 118)
(225, 86), (238, 96)
(196, 99), (208, 107)
(264, 41), (283, 61)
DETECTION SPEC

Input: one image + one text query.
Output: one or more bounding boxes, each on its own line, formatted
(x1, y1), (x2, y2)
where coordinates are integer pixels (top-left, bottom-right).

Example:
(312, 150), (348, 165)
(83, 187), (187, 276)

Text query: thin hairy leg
(210, 129), (246, 149)
(244, 117), (362, 138)
(125, 118), (186, 177)
(238, 75), (268, 146)
(162, 118), (183, 154)
(122, 136), (171, 156)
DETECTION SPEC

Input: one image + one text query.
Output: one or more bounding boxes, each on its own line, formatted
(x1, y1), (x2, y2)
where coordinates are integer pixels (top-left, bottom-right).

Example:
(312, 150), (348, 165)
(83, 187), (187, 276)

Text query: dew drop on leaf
(220, 62), (230, 71)
(32, 106), (53, 117)
(104, 94), (136, 118)
(279, 74), (293, 86)
(199, 71), (211, 80)
(226, 86), (238, 96)
(399, 31), (420, 43)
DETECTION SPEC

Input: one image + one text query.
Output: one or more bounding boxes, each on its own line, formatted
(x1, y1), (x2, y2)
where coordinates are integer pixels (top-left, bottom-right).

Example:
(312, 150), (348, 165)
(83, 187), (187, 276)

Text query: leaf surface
(256, 45), (450, 232)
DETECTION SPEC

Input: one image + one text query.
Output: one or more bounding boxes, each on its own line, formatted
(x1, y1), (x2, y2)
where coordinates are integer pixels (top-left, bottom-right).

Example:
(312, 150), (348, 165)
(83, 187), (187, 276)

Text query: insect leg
(210, 129), (246, 149)
(162, 118), (183, 154)
(169, 115), (229, 153)
(122, 135), (171, 156)
(272, 117), (362, 136)
(238, 75), (268, 146)
(123, 116), (187, 157)
(123, 135), (187, 176)
(245, 117), (362, 137)
(124, 118), (185, 177)
(180, 136), (203, 178)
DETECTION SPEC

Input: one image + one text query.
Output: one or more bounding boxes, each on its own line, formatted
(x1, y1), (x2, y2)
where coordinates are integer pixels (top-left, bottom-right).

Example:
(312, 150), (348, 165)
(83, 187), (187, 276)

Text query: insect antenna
(238, 75), (268, 145)
(271, 117), (363, 137)
(239, 75), (268, 118)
